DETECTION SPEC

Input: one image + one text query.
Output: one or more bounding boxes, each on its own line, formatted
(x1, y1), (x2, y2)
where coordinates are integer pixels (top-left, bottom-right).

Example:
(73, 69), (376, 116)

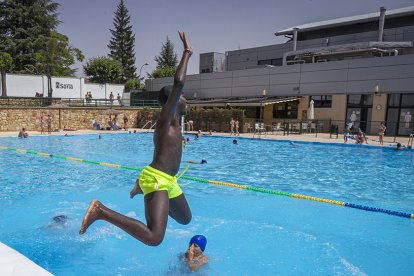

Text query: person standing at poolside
(40, 113), (45, 135)
(378, 122), (386, 145)
(123, 114), (129, 130)
(79, 31), (193, 246)
(234, 118), (240, 136)
(47, 114), (52, 134)
(229, 118), (235, 136)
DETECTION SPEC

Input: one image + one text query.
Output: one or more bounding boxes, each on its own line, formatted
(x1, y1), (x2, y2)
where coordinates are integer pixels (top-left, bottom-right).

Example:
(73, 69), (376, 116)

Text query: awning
(187, 97), (300, 107)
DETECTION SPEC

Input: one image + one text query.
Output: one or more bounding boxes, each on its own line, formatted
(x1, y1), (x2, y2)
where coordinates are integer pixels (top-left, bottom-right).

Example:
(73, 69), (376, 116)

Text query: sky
(56, 0), (414, 77)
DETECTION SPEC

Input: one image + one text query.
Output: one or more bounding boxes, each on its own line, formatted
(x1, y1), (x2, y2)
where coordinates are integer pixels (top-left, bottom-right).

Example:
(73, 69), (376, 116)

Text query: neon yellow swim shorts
(138, 165), (183, 199)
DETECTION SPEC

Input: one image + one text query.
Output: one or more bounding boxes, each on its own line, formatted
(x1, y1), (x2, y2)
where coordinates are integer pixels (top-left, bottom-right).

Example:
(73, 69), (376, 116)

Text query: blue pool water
(0, 133), (413, 275)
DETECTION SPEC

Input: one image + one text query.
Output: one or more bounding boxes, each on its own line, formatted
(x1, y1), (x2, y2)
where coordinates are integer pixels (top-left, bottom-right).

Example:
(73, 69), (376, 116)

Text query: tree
(108, 0), (137, 82)
(151, 36), (178, 78)
(125, 79), (142, 91)
(0, 0), (60, 73)
(0, 52), (13, 97)
(83, 57), (124, 84)
(154, 36), (178, 68)
(150, 67), (176, 79)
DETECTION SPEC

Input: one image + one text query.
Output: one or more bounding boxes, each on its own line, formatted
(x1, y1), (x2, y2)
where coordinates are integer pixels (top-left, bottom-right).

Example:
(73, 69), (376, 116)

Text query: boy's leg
(168, 193), (192, 225)
(80, 191), (169, 246)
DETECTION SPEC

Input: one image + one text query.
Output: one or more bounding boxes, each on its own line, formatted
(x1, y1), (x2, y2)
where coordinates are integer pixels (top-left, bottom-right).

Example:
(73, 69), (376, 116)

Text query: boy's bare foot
(79, 199), (102, 234)
(130, 180), (143, 199)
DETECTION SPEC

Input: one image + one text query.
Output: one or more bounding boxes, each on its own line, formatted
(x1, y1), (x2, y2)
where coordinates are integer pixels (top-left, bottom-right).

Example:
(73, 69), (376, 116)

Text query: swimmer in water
(185, 235), (208, 272)
(185, 160), (207, 164)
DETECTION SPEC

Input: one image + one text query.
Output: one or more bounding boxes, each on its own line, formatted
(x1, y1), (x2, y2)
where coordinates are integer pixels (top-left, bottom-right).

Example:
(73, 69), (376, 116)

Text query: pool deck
(0, 128), (410, 148)
(0, 242), (52, 276)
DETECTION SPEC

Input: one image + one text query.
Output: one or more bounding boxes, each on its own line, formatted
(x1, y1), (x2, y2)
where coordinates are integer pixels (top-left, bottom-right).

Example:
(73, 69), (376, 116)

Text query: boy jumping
(79, 31), (193, 246)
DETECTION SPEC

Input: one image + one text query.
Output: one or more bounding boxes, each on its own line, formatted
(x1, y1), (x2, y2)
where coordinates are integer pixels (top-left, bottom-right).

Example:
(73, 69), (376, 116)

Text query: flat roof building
(147, 6), (414, 136)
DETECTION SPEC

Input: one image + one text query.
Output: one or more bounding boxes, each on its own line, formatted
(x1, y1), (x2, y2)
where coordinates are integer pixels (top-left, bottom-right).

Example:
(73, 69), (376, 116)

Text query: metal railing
(0, 97), (159, 108)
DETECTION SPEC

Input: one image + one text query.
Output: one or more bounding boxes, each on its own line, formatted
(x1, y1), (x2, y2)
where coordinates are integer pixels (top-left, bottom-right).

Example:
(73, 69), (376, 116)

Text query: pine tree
(0, 0), (60, 73)
(154, 36), (178, 69)
(108, 0), (137, 82)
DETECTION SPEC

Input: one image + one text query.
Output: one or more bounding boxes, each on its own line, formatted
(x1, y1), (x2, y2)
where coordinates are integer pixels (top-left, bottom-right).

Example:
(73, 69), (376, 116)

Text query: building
(147, 6), (414, 136)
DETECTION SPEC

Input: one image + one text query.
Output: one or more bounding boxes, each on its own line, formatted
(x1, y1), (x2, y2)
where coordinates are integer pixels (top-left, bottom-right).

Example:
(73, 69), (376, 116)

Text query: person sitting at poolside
(356, 128), (368, 144)
(63, 125), (77, 131)
(18, 128), (29, 138)
(185, 235), (208, 272)
(91, 119), (101, 130)
(343, 127), (349, 143)
(185, 160), (207, 164)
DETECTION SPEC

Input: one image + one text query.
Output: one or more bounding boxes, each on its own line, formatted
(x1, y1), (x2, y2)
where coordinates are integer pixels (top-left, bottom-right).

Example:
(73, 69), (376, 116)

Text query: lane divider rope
(1, 145), (413, 220)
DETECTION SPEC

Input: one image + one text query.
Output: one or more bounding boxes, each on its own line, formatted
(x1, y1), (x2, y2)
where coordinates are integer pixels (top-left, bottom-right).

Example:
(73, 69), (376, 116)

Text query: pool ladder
(408, 134), (414, 149)
(141, 121), (157, 133)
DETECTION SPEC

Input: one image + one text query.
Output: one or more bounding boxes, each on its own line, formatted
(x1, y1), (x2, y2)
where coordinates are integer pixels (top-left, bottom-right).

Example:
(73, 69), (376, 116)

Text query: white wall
(2, 73), (124, 99)
(5, 74), (44, 97)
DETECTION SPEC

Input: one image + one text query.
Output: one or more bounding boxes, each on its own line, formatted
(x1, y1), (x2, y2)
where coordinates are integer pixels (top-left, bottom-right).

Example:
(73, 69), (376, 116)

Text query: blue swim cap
(201, 159), (207, 164)
(189, 235), (207, 252)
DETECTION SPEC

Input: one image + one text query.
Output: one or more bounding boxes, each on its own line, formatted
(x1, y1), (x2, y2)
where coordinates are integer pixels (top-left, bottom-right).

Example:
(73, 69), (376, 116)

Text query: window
(401, 94), (414, 107)
(258, 59), (271, 66)
(388, 94), (400, 107)
(310, 95), (332, 108)
(273, 101), (298, 119)
(347, 94), (373, 108)
(258, 58), (283, 66)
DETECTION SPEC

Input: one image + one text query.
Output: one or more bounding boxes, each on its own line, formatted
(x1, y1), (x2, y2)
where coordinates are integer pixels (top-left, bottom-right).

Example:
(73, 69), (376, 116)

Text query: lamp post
(260, 89), (266, 123)
(139, 62), (149, 80)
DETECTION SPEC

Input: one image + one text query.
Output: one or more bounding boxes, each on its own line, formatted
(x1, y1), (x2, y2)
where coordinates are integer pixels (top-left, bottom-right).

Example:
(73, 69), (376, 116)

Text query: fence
(0, 97), (159, 108)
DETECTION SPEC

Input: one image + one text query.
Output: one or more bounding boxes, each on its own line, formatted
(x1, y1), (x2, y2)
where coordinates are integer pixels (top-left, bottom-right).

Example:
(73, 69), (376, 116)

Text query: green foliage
(83, 56), (124, 84)
(0, 0), (83, 77)
(0, 52), (13, 71)
(24, 32), (84, 76)
(154, 36), (178, 69)
(151, 66), (176, 78)
(108, 0), (136, 81)
(125, 78), (142, 91)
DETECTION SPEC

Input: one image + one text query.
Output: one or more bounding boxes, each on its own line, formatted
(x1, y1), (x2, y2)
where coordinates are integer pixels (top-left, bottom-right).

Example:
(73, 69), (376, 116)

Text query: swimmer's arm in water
(186, 160), (200, 164)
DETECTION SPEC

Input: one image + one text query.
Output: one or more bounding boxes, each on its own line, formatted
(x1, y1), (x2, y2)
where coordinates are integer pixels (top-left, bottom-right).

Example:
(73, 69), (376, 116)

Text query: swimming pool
(0, 133), (413, 275)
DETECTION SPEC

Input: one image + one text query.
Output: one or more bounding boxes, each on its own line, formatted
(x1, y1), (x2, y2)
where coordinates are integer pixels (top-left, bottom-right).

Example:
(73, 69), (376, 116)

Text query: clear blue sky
(56, 0), (414, 77)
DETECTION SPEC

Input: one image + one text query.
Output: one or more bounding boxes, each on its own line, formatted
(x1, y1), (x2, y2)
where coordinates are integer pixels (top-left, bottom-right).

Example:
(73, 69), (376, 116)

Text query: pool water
(0, 133), (413, 275)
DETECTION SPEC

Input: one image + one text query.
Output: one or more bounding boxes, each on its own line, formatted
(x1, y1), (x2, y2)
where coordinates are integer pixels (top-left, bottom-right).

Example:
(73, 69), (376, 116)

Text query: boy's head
(158, 85), (187, 115)
(189, 235), (207, 252)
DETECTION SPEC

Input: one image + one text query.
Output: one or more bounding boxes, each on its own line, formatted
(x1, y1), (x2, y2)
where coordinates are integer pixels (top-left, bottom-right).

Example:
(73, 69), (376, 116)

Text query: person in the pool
(185, 235), (208, 272)
(185, 160), (207, 164)
(79, 31), (193, 246)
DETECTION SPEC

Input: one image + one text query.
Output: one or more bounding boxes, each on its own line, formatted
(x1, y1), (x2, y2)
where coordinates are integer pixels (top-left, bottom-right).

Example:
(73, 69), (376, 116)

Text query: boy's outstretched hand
(179, 31), (193, 55)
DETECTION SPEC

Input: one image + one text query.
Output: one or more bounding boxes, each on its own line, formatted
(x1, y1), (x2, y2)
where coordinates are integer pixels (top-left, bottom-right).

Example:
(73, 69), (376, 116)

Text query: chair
(244, 122), (253, 133)
(271, 122), (283, 135)
(301, 122), (309, 133)
(253, 123), (266, 137)
(310, 123), (317, 133)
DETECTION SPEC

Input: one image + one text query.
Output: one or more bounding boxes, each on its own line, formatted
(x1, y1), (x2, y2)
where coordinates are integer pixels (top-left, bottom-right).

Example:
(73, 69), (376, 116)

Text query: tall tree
(0, 0), (60, 73)
(0, 0), (84, 98)
(0, 52), (13, 97)
(151, 36), (178, 78)
(154, 36), (178, 68)
(108, 0), (137, 82)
